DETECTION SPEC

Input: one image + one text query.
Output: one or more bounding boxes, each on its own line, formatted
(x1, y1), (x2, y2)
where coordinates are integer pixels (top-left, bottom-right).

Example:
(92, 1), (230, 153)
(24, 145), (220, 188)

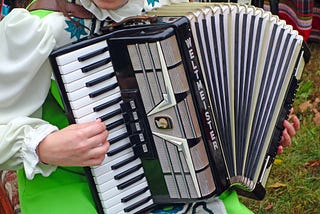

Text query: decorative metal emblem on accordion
(49, 3), (310, 214)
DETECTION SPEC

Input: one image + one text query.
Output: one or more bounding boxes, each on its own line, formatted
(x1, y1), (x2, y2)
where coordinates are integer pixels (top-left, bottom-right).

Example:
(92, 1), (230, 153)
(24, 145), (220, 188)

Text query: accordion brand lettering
(185, 36), (219, 151)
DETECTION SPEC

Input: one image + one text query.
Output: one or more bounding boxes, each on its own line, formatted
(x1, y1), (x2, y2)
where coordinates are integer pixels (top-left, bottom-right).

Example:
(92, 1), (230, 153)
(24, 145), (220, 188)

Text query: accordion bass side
(49, 3), (310, 214)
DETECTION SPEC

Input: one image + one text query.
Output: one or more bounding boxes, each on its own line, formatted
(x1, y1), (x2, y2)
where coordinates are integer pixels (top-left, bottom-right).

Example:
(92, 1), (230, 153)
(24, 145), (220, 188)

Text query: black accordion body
(49, 3), (310, 214)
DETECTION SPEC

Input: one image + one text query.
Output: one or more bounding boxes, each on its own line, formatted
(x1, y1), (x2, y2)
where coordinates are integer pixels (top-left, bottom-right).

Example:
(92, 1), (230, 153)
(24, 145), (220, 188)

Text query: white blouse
(0, 9), (59, 179)
(0, 0), (190, 179)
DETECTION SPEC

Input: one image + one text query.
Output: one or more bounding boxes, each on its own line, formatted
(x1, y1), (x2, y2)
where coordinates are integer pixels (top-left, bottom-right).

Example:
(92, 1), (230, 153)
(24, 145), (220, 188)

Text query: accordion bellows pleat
(49, 3), (309, 214)
(145, 1), (306, 197)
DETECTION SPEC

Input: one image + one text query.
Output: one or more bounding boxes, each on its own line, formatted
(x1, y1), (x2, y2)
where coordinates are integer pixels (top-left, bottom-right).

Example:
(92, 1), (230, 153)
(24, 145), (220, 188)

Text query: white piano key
(72, 92), (121, 119)
(123, 191), (152, 213)
(96, 167), (145, 192)
(100, 176), (148, 200)
(105, 189), (152, 214)
(66, 76), (118, 101)
(69, 86), (120, 110)
(103, 182), (150, 208)
(76, 106), (123, 124)
(108, 138), (131, 153)
(105, 148), (134, 168)
(64, 67), (115, 92)
(57, 50), (110, 75)
(106, 134), (134, 162)
(91, 152), (135, 177)
(126, 198), (154, 214)
(94, 159), (141, 183)
(105, 202), (125, 214)
(61, 64), (113, 84)
(56, 40), (108, 66)
(104, 208), (125, 214)
(104, 198), (154, 214)
(108, 126), (127, 140)
(99, 179), (142, 203)
(94, 159), (142, 185)
(91, 154), (109, 170)
(91, 149), (134, 172)
(75, 107), (122, 124)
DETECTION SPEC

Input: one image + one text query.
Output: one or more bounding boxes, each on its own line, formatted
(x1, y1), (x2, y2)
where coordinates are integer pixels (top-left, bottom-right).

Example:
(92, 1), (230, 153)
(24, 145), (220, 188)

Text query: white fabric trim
(22, 123), (58, 179)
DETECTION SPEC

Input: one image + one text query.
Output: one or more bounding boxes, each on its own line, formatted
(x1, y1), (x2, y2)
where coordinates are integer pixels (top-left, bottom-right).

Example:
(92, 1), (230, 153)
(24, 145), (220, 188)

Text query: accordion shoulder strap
(27, 0), (94, 19)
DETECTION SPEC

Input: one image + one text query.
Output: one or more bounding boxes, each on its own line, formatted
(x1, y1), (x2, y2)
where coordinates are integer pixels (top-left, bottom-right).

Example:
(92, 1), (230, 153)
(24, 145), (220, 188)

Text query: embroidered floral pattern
(146, 0), (160, 7)
(64, 18), (88, 40)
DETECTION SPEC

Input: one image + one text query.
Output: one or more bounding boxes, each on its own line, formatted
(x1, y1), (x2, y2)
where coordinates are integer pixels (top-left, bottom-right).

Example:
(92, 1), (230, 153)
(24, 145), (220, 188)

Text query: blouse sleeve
(0, 8), (58, 179)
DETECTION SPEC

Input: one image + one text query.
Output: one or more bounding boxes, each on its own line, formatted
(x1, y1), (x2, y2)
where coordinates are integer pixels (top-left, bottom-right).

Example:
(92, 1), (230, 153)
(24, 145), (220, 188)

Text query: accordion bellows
(49, 3), (309, 214)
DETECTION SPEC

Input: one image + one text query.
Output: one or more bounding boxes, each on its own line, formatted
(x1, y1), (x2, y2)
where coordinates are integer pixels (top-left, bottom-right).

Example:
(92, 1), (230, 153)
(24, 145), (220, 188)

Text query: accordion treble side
(49, 3), (310, 214)
(109, 2), (309, 200)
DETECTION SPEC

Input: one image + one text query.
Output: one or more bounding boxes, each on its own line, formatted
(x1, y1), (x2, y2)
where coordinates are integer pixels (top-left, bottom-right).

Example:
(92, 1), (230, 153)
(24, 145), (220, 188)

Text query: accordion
(49, 3), (310, 214)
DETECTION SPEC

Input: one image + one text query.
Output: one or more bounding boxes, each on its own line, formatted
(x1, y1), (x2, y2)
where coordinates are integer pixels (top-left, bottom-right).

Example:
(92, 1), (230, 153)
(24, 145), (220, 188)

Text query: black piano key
(86, 72), (115, 87)
(117, 173), (145, 190)
(93, 96), (122, 112)
(100, 108), (122, 122)
(89, 82), (118, 98)
(121, 186), (149, 203)
(107, 142), (131, 156)
(106, 118), (124, 130)
(114, 164), (142, 180)
(108, 132), (129, 145)
(78, 47), (109, 62)
(81, 58), (111, 73)
(123, 196), (152, 213)
(111, 155), (138, 170)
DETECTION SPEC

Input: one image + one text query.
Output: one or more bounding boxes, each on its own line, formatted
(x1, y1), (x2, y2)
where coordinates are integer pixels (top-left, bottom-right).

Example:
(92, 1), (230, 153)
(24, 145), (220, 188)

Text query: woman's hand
(277, 108), (300, 154)
(37, 119), (109, 166)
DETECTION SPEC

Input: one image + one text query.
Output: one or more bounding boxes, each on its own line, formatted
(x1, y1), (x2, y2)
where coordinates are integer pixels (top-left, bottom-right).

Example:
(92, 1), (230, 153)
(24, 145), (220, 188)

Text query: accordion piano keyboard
(53, 39), (154, 214)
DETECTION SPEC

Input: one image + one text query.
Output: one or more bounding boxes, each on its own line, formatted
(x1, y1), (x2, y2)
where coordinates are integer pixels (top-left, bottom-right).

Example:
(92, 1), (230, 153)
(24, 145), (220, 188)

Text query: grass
(241, 42), (320, 213)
